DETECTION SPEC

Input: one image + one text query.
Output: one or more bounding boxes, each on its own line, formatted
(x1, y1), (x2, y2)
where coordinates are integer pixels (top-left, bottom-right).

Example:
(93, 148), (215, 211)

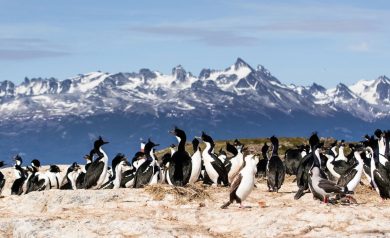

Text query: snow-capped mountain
(0, 58), (388, 164)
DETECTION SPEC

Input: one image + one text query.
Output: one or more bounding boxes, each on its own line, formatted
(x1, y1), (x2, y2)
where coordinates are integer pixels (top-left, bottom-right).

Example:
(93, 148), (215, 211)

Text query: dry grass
(145, 183), (211, 204)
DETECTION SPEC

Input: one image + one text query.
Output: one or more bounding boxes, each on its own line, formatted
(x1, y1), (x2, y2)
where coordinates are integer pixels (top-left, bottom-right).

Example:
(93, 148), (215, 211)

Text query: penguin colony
(1, 128), (390, 208)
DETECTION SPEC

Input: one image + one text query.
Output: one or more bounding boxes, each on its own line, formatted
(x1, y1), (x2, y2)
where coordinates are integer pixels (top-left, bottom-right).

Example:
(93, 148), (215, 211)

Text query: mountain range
(0, 58), (389, 164)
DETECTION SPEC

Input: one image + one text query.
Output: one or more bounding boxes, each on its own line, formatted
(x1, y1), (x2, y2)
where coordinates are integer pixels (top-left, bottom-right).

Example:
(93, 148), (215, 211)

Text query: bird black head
(261, 143), (269, 154)
(144, 139), (159, 153)
(201, 131), (214, 144)
(112, 153), (127, 169)
(309, 132), (320, 148)
(94, 136), (109, 149)
(170, 126), (186, 138)
(374, 129), (383, 139)
(234, 139), (243, 146)
(270, 136), (279, 147)
(192, 138), (200, 151)
(49, 165), (61, 173)
(340, 140), (346, 146)
(31, 159), (41, 168)
(131, 151), (145, 162)
(0, 161), (5, 168)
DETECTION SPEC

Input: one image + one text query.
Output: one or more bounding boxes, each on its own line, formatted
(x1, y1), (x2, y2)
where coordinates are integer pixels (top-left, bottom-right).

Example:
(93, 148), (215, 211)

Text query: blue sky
(0, 0), (389, 87)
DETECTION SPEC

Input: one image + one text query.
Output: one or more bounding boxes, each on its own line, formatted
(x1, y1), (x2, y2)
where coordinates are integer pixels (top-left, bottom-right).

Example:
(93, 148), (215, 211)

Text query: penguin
(168, 127), (192, 186)
(337, 145), (364, 193)
(102, 167), (113, 187)
(284, 144), (307, 175)
(226, 140), (245, 183)
(367, 144), (390, 199)
(334, 140), (348, 162)
(0, 161), (6, 196)
(200, 132), (229, 186)
(11, 155), (27, 195)
(188, 138), (202, 184)
(133, 139), (160, 188)
(221, 152), (257, 209)
(83, 136), (110, 189)
(101, 153), (128, 189)
(256, 143), (269, 178)
(121, 158), (138, 188)
(60, 162), (82, 190)
(266, 136), (285, 192)
(309, 166), (347, 203)
(162, 144), (176, 186)
(295, 133), (327, 200)
(45, 165), (63, 189)
(375, 129), (389, 167)
(26, 159), (50, 193)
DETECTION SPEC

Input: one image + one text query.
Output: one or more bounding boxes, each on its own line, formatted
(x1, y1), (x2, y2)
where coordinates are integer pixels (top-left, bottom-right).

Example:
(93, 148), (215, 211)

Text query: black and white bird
(255, 143), (269, 178)
(168, 127), (192, 186)
(201, 132), (229, 186)
(25, 159), (50, 193)
(335, 140), (348, 162)
(11, 155), (27, 195)
(221, 152), (257, 209)
(83, 136), (110, 189)
(60, 162), (83, 190)
(188, 138), (202, 184)
(0, 161), (6, 196)
(295, 133), (327, 200)
(309, 166), (347, 203)
(226, 140), (245, 183)
(266, 136), (285, 192)
(284, 144), (308, 175)
(44, 165), (63, 189)
(120, 157), (138, 188)
(367, 145), (390, 200)
(337, 145), (364, 193)
(133, 139), (160, 188)
(101, 154), (129, 189)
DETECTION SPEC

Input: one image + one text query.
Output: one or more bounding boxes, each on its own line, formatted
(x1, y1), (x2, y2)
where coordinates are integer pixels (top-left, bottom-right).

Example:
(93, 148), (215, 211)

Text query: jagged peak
(377, 75), (390, 84)
(172, 65), (187, 80)
(233, 57), (253, 71)
(309, 83), (326, 92)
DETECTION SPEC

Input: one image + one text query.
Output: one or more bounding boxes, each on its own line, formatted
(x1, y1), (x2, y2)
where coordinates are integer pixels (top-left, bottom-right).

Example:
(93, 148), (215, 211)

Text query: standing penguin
(11, 155), (27, 195)
(26, 159), (50, 193)
(168, 127), (192, 186)
(83, 136), (110, 189)
(133, 139), (160, 188)
(266, 136), (285, 192)
(256, 143), (269, 178)
(121, 152), (144, 188)
(226, 140), (245, 183)
(45, 165), (63, 189)
(201, 132), (229, 186)
(101, 153), (128, 189)
(188, 138), (202, 184)
(221, 153), (257, 209)
(295, 133), (327, 200)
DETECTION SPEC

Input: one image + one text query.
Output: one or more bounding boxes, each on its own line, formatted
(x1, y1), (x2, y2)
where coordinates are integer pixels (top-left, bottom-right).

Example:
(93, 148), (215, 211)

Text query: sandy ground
(0, 166), (390, 238)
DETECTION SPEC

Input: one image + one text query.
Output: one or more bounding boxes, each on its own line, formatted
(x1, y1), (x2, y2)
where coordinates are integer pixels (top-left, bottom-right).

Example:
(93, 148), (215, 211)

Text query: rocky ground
(0, 166), (390, 238)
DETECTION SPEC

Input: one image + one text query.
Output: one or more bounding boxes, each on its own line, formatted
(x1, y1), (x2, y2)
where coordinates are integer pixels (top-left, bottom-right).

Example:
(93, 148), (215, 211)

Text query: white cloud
(347, 42), (370, 52)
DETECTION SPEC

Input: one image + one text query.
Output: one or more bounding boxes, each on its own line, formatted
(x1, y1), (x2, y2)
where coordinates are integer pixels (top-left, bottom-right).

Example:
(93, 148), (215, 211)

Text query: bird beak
(103, 141), (109, 144)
